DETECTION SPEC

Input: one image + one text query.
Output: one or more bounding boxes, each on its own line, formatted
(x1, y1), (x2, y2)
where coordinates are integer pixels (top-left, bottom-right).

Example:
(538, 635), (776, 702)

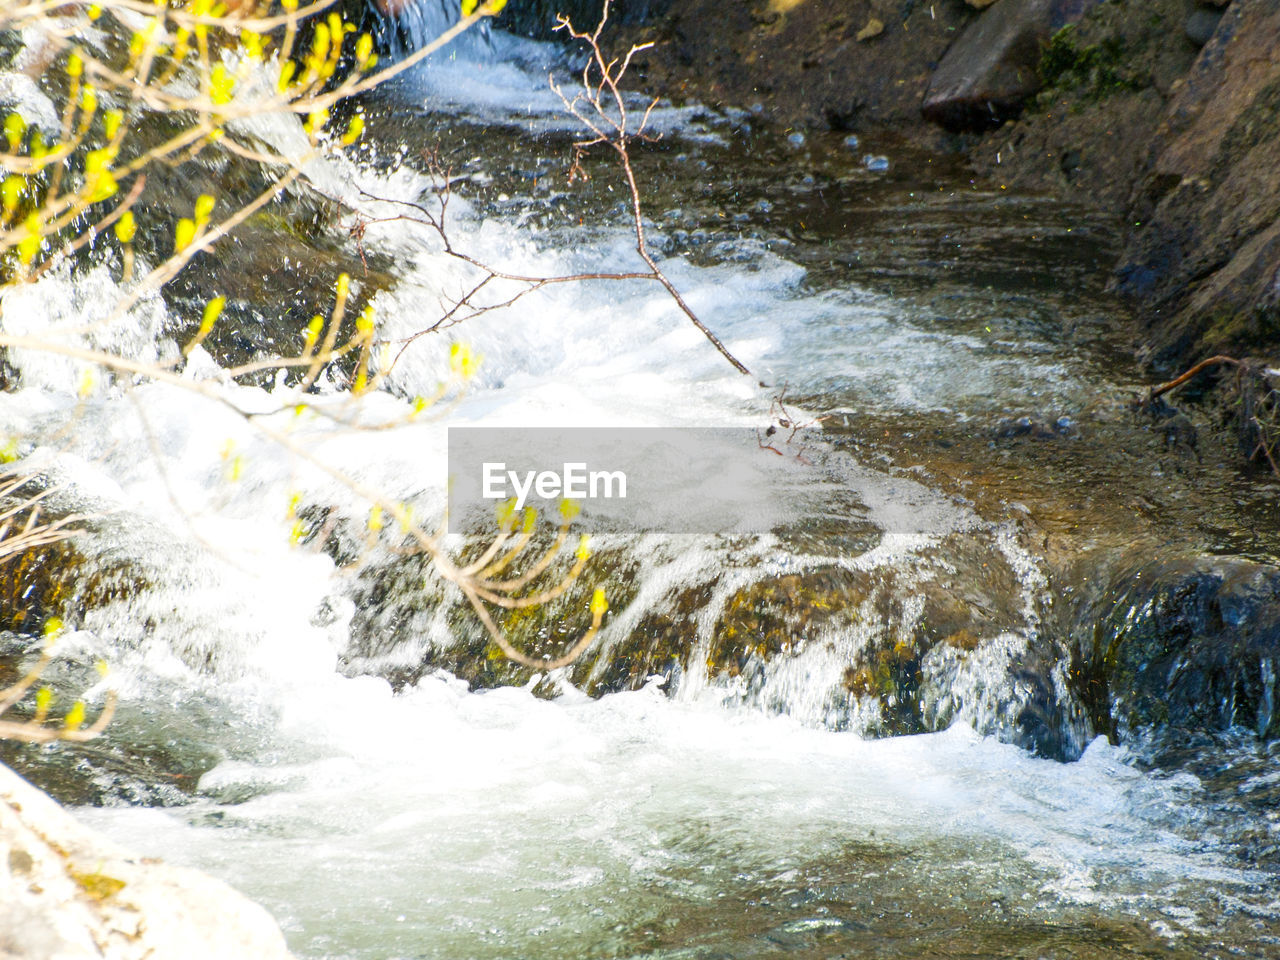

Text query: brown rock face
(1116, 0), (1280, 364)
(922, 0), (1103, 131)
(614, 0), (975, 141)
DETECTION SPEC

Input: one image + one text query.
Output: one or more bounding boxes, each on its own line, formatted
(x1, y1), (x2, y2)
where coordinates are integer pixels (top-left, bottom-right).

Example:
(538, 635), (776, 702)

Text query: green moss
(1037, 26), (1142, 104)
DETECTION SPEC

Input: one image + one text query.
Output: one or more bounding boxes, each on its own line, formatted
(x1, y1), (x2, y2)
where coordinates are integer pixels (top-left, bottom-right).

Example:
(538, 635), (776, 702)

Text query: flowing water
(2, 12), (1280, 960)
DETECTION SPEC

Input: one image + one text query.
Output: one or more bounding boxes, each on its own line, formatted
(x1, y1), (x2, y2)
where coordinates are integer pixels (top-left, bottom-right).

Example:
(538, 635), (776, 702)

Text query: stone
(922, 0), (1103, 131)
(855, 17), (884, 41)
(1116, 0), (1280, 364)
(1184, 6), (1224, 45)
(0, 763), (296, 960)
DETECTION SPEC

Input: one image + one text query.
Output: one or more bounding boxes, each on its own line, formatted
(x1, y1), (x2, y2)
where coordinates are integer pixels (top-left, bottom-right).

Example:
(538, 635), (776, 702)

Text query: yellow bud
(84, 146), (114, 175)
(364, 53), (378, 71)
(304, 314), (324, 346)
(522, 507), (537, 533)
(104, 108), (123, 140)
(94, 659), (110, 677)
(558, 498), (580, 521)
(35, 686), (53, 716)
(194, 193), (215, 225)
(326, 13), (343, 49)
(461, 0), (478, 15)
(449, 342), (479, 379)
(303, 108), (328, 135)
(43, 617), (64, 641)
(242, 32), (264, 61)
(277, 60), (297, 93)
(2, 175), (23, 214)
(4, 113), (25, 151)
(200, 295), (225, 335)
(355, 303), (374, 335)
(410, 395), (428, 419)
(80, 84), (97, 116)
(495, 496), (516, 527)
(282, 0), (297, 10)
(77, 366), (96, 397)
(88, 4), (102, 19)
(341, 114), (364, 146)
(63, 700), (86, 733)
(589, 588), (608, 617)
(397, 503), (414, 532)
(311, 23), (330, 60)
(368, 504), (384, 532)
(210, 64), (234, 106)
(67, 52), (83, 78)
(289, 518), (306, 544)
(17, 218), (41, 266)
(355, 33), (373, 64)
(576, 534), (591, 561)
(174, 217), (196, 252)
(335, 272), (350, 299)
(87, 169), (118, 203)
(114, 209), (136, 244)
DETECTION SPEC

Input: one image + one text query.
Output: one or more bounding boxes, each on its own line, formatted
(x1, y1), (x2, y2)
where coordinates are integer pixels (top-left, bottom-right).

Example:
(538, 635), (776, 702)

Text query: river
(2, 9), (1278, 960)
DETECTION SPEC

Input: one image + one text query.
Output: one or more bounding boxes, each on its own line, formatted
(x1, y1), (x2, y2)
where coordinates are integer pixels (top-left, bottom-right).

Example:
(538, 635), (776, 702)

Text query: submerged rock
(1, 763), (295, 959)
(922, 0), (1103, 131)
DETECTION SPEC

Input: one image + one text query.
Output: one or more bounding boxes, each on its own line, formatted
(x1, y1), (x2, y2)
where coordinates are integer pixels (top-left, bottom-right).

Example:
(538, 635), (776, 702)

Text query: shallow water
(2, 18), (1279, 960)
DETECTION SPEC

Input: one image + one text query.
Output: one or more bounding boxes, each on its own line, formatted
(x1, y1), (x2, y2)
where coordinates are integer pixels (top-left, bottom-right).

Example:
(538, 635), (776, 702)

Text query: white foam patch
(77, 681), (1258, 959)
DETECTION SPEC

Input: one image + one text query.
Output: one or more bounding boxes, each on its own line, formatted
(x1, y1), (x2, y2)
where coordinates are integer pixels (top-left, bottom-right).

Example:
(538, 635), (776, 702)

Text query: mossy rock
(705, 568), (867, 679)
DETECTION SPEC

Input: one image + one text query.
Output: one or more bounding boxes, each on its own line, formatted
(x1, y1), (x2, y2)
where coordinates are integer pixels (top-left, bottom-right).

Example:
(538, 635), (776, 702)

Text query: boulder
(1184, 5), (1224, 45)
(1116, 0), (1280, 365)
(922, 0), (1103, 131)
(1065, 553), (1280, 743)
(1, 763), (295, 960)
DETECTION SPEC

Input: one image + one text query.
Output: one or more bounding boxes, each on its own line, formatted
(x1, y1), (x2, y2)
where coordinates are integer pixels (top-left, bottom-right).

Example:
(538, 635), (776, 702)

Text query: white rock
(0, 763), (295, 960)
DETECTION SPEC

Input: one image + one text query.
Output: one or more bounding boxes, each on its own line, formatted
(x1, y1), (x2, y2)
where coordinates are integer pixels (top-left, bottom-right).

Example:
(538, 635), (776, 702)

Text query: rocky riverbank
(602, 0), (1278, 373)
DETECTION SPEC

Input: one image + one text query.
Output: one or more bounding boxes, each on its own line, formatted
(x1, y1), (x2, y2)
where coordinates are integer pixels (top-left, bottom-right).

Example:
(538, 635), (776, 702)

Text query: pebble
(863, 154), (890, 172)
(843, 134), (860, 150)
(787, 132), (806, 147)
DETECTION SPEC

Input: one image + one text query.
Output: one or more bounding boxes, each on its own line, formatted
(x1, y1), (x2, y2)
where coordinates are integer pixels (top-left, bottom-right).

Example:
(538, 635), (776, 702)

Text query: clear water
(2, 18), (1278, 960)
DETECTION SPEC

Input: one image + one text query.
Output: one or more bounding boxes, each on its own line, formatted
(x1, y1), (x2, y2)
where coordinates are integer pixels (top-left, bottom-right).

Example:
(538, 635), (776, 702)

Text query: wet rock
(1, 763), (295, 959)
(993, 415), (1073, 439)
(1116, 0), (1280, 365)
(969, 0), (1197, 207)
(1184, 6), (1224, 46)
(496, 0), (672, 40)
(614, 0), (974, 142)
(855, 18), (883, 42)
(922, 0), (1104, 132)
(1067, 554), (1280, 743)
